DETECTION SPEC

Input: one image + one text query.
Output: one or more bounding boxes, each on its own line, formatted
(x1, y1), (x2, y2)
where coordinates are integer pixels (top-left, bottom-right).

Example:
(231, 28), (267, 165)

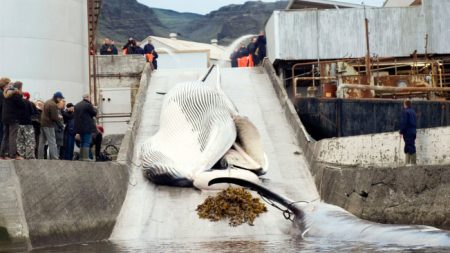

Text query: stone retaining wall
(0, 160), (128, 250)
(313, 163), (450, 230)
(117, 63), (152, 164)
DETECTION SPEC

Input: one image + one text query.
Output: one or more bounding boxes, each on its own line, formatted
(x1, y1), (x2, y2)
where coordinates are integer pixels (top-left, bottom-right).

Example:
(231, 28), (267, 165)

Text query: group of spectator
(99, 37), (159, 69)
(230, 31), (267, 68)
(0, 77), (104, 161)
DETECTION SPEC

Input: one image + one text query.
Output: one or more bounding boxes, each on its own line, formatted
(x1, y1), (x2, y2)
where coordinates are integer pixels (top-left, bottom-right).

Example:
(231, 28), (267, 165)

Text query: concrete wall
(93, 55), (146, 136)
(0, 160), (129, 249)
(266, 0), (450, 61)
(0, 162), (29, 250)
(263, 59), (450, 230)
(314, 127), (450, 167)
(94, 55), (146, 103)
(95, 55), (146, 75)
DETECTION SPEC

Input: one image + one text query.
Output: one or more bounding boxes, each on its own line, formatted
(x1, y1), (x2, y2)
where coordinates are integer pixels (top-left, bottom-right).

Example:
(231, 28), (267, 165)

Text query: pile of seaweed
(196, 187), (267, 226)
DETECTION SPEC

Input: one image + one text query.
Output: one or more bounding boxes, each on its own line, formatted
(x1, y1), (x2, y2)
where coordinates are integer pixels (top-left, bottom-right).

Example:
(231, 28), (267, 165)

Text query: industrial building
(140, 34), (228, 69)
(265, 0), (450, 139)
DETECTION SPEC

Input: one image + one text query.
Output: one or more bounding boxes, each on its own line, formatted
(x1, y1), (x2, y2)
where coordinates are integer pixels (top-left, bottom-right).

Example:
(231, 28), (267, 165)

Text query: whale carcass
(140, 68), (268, 188)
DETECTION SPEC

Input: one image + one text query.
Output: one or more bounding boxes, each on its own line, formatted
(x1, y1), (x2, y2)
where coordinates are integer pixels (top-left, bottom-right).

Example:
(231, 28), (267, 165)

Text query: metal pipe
(98, 113), (132, 118)
(200, 64), (216, 82)
(95, 73), (142, 78)
(93, 54), (99, 106)
(364, 5), (371, 85)
(295, 77), (335, 81)
(338, 83), (450, 92)
(312, 65), (315, 87)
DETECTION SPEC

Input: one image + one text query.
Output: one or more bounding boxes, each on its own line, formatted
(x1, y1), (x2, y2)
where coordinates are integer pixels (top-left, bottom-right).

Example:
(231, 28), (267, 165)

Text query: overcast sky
(137, 0), (385, 14)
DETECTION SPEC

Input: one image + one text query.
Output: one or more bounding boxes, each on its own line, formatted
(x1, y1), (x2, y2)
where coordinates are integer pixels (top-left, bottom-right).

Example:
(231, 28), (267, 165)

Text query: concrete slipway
(110, 66), (320, 242)
(111, 63), (450, 249)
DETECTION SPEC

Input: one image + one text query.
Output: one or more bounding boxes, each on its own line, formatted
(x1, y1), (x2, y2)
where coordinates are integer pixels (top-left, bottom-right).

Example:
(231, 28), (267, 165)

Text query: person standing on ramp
(399, 100), (417, 165)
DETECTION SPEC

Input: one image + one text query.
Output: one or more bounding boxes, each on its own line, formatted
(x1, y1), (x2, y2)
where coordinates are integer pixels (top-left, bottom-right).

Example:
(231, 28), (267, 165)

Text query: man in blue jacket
(399, 100), (417, 165)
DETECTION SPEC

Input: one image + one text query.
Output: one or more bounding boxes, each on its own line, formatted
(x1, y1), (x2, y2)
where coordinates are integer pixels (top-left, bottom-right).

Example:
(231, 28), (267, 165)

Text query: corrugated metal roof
(141, 36), (227, 61)
(286, 0), (364, 10)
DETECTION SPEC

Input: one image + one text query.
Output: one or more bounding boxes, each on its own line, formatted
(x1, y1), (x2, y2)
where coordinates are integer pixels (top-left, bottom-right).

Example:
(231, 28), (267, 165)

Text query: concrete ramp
(110, 67), (319, 242)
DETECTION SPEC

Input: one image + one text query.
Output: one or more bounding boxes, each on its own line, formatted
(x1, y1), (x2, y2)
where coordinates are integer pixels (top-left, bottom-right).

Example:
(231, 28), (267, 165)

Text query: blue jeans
(80, 133), (92, 148)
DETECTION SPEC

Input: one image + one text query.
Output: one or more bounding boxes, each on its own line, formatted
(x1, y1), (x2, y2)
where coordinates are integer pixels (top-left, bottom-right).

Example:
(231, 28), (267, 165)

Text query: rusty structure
(267, 1), (450, 101)
(267, 0), (450, 99)
(291, 57), (450, 100)
(88, 0), (102, 105)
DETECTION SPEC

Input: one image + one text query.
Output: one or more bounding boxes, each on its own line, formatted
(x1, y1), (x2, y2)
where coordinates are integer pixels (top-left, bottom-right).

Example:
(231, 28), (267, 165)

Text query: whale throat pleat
(141, 82), (237, 186)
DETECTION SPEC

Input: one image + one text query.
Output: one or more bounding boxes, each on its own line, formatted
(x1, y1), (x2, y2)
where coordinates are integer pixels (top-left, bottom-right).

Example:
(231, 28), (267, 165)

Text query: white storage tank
(0, 0), (89, 104)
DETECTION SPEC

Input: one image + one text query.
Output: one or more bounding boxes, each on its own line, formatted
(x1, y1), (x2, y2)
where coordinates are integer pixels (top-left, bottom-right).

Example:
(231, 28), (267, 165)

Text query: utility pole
(364, 3), (371, 85)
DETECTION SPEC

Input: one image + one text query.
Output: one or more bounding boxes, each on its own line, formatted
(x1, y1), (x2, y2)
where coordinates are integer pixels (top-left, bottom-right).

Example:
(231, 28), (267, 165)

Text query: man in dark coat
(74, 94), (97, 161)
(237, 44), (249, 58)
(399, 100), (417, 165)
(0, 77), (11, 149)
(99, 38), (118, 55)
(127, 40), (144, 55)
(0, 81), (25, 159)
(256, 31), (267, 63)
(247, 37), (259, 66)
(122, 37), (134, 55)
(143, 39), (159, 69)
(39, 91), (64, 159)
(62, 103), (75, 160)
(230, 48), (238, 68)
(143, 39), (155, 54)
